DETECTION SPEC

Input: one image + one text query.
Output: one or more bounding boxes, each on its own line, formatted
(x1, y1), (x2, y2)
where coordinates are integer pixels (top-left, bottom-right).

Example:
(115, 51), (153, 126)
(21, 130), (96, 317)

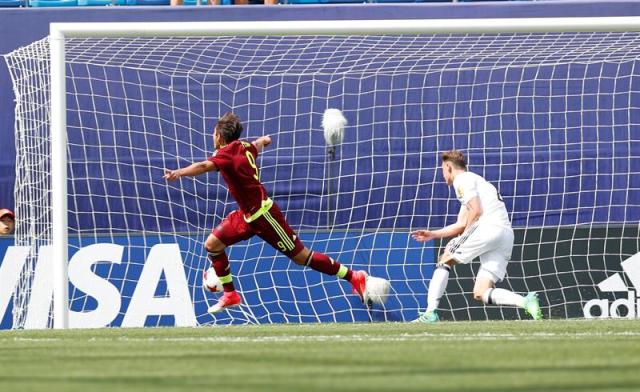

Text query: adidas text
(583, 252), (640, 319)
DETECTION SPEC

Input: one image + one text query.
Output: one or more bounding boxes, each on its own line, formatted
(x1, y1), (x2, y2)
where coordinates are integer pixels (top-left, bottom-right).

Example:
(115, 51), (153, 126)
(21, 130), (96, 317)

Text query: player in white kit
(411, 150), (542, 322)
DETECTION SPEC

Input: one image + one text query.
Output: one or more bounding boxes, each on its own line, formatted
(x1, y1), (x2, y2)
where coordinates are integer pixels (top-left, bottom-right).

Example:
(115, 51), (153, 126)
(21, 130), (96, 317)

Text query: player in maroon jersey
(164, 112), (368, 313)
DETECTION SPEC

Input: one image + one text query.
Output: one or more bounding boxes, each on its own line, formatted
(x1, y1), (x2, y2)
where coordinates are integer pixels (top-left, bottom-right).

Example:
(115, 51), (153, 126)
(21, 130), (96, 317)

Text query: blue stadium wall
(3, 1), (640, 210)
(1, 2), (640, 328)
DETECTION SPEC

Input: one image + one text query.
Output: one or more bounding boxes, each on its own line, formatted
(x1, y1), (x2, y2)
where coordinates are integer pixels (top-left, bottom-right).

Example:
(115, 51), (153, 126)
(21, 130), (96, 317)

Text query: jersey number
(245, 152), (259, 180)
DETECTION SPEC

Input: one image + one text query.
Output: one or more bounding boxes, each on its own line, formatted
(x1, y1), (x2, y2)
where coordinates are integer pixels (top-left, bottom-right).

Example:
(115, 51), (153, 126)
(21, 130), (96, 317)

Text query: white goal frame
(49, 16), (640, 328)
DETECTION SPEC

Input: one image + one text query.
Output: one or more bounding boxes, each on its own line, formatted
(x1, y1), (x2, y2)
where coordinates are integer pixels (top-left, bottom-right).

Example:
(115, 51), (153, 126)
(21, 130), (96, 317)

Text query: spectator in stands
(0, 209), (15, 236)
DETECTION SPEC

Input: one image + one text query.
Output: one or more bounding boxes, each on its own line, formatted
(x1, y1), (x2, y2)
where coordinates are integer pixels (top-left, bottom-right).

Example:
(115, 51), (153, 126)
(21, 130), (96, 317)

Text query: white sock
(482, 288), (525, 308)
(426, 265), (450, 312)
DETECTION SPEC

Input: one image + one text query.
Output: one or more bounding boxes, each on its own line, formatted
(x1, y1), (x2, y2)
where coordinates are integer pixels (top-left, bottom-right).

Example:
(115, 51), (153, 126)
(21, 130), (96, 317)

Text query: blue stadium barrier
(285, 0), (363, 3)
(284, 0), (436, 3)
(182, 0), (215, 5)
(78, 0), (131, 5)
(29, 0), (77, 5)
(370, 0), (445, 2)
(129, 0), (169, 4)
(77, 0), (125, 5)
(0, 0), (25, 6)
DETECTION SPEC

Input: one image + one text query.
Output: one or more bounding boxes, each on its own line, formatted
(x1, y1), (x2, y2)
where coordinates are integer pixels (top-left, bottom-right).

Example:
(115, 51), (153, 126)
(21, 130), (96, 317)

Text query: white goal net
(4, 19), (640, 328)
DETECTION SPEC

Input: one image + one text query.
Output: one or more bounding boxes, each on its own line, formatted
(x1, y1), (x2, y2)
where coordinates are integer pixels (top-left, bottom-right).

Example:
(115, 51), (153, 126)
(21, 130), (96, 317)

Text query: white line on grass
(107, 331), (640, 343)
(3, 331), (640, 344)
(9, 337), (62, 342)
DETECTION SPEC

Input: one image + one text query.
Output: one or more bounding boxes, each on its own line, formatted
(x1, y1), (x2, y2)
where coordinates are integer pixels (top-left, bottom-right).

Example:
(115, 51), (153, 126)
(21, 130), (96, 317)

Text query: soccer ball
(202, 267), (223, 293)
(322, 108), (347, 146)
(365, 276), (391, 306)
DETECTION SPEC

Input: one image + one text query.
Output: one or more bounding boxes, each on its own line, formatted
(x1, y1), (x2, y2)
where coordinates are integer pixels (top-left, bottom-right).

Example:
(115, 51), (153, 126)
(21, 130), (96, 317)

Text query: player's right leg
(206, 211), (254, 314)
(415, 230), (483, 322)
(205, 233), (242, 314)
(204, 234), (234, 292)
(412, 255), (454, 323)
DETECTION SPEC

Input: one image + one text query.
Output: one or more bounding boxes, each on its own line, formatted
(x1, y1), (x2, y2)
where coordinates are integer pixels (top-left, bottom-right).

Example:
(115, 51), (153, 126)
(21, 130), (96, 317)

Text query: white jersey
(453, 171), (511, 228)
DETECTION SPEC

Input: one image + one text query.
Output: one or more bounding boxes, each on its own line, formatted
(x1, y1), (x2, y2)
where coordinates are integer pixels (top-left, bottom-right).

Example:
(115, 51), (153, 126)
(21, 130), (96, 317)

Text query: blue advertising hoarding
(0, 232), (434, 329)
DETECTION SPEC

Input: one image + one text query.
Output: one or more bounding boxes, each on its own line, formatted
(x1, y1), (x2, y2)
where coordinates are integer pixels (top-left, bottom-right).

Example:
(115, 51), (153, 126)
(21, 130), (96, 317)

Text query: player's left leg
(291, 247), (369, 302)
(255, 203), (368, 301)
(475, 275), (541, 320)
(475, 270), (527, 308)
(291, 247), (349, 278)
(473, 227), (526, 308)
(477, 248), (542, 320)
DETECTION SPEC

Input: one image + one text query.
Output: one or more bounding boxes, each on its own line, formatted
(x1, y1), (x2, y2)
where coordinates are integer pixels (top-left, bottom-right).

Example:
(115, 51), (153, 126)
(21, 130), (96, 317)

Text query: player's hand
(411, 229), (436, 243)
(163, 169), (180, 181)
(253, 136), (272, 152)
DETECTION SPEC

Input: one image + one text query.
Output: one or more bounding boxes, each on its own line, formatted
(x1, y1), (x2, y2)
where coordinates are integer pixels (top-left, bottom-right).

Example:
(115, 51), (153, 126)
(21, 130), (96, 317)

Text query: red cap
(0, 209), (15, 220)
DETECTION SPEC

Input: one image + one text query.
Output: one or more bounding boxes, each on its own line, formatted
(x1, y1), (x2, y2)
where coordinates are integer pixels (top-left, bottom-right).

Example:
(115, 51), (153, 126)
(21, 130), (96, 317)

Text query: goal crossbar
(51, 17), (640, 38)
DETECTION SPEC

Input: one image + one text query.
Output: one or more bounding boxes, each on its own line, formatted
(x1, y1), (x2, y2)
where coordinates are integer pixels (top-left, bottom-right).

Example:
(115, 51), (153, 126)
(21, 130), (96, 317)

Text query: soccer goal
(4, 17), (640, 329)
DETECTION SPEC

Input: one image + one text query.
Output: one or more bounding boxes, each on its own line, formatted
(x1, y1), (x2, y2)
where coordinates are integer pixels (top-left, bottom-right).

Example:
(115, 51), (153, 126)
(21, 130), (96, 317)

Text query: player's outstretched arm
(411, 229), (438, 243)
(411, 207), (468, 242)
(163, 160), (217, 181)
(252, 135), (272, 153)
(411, 223), (465, 242)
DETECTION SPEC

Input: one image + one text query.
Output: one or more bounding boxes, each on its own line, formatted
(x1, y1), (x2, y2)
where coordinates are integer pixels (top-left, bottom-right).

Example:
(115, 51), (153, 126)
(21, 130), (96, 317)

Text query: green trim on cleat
(411, 310), (439, 323)
(524, 292), (542, 320)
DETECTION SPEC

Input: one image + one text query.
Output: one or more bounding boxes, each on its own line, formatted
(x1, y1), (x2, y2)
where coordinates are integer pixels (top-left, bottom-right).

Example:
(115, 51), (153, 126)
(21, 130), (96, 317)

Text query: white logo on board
(583, 253), (640, 318)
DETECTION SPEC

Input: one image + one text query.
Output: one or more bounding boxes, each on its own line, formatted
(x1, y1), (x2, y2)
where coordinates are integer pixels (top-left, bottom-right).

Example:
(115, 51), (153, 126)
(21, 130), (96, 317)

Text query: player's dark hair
(442, 150), (467, 170)
(215, 112), (243, 143)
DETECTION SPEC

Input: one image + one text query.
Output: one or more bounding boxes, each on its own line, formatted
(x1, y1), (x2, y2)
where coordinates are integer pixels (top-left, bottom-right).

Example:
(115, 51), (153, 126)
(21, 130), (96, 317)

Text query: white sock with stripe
(482, 288), (525, 308)
(426, 264), (450, 312)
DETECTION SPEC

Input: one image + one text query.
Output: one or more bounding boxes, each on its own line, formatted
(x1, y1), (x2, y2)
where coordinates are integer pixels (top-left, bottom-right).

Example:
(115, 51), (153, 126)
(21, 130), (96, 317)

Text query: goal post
(6, 16), (640, 329)
(49, 28), (69, 330)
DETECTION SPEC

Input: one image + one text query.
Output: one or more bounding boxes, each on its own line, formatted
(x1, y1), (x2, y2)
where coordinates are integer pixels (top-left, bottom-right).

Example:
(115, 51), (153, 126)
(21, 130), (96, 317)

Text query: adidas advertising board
(583, 252), (640, 319)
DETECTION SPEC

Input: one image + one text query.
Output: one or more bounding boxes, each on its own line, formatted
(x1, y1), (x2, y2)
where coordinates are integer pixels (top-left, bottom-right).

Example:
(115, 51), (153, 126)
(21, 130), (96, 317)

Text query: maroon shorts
(212, 203), (304, 258)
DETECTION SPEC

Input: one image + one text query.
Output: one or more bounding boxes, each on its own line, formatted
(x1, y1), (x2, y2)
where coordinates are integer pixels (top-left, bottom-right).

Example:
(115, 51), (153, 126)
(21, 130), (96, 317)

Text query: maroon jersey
(208, 140), (268, 216)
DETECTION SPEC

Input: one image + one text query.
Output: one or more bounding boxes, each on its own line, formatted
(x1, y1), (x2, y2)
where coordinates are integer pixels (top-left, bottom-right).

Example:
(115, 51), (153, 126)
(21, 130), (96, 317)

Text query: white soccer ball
(365, 276), (391, 306)
(203, 267), (223, 293)
(322, 108), (347, 146)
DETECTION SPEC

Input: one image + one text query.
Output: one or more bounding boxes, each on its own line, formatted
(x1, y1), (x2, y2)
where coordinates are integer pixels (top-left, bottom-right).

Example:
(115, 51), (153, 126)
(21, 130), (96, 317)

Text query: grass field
(1, 319), (640, 391)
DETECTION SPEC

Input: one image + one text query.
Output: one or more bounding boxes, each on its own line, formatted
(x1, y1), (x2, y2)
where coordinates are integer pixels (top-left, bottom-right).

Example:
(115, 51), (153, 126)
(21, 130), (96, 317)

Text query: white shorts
(445, 222), (514, 282)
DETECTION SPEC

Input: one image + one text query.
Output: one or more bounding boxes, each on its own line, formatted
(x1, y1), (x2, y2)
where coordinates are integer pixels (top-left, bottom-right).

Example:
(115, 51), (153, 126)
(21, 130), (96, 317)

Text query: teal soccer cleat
(524, 292), (542, 320)
(411, 310), (439, 323)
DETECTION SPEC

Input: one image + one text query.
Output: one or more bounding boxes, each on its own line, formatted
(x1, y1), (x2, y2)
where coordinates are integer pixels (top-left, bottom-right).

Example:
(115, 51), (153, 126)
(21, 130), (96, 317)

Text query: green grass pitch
(1, 319), (640, 391)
